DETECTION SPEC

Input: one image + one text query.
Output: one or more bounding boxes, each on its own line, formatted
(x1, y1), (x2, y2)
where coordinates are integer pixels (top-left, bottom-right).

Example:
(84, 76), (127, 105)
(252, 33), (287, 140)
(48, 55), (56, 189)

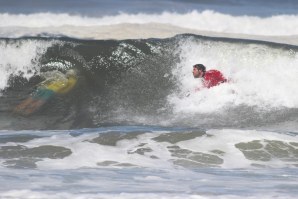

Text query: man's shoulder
(205, 69), (223, 77)
(206, 69), (221, 73)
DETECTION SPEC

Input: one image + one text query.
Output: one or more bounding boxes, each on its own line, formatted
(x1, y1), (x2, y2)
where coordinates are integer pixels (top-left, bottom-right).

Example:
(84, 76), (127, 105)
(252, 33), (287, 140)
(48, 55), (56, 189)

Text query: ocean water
(1, 0), (298, 198)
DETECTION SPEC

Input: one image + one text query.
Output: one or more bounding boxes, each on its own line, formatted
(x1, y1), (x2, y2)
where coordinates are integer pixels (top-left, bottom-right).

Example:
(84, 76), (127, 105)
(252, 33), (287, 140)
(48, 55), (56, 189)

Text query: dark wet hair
(193, 64), (206, 72)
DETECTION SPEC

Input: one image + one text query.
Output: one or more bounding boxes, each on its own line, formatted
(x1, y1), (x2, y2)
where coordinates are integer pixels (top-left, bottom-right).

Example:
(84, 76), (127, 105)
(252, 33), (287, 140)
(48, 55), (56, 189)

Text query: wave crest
(1, 10), (298, 37)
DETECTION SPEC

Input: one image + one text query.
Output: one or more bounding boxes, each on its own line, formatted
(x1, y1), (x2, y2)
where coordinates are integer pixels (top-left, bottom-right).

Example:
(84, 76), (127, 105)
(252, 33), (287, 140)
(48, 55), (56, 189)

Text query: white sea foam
(0, 40), (54, 90)
(169, 38), (298, 114)
(0, 190), (295, 199)
(0, 128), (297, 198)
(1, 11), (298, 44)
(2, 128), (294, 170)
(34, 131), (173, 170)
(1, 11), (298, 36)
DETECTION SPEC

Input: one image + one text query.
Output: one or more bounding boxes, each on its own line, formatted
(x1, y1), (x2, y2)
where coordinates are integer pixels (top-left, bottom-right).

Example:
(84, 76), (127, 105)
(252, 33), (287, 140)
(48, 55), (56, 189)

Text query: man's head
(193, 64), (206, 78)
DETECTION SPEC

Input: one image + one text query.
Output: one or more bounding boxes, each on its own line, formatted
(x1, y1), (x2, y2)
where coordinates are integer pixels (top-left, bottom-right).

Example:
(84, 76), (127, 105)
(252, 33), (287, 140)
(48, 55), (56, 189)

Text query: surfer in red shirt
(192, 64), (227, 90)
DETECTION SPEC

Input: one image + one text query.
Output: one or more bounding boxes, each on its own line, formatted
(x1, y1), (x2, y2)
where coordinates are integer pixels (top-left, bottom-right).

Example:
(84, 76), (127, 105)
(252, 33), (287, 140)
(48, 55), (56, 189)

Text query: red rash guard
(203, 70), (227, 88)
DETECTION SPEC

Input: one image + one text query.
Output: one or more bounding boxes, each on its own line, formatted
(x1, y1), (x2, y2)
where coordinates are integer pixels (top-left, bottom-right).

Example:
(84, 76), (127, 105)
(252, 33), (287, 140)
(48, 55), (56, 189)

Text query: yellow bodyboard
(45, 76), (77, 94)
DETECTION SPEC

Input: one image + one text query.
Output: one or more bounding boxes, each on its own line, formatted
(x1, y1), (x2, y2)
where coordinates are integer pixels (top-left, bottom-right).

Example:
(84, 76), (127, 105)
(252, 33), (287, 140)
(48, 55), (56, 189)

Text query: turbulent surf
(1, 1), (298, 198)
(1, 35), (298, 131)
